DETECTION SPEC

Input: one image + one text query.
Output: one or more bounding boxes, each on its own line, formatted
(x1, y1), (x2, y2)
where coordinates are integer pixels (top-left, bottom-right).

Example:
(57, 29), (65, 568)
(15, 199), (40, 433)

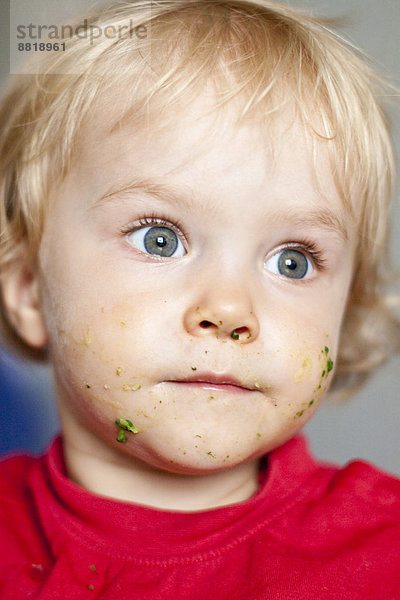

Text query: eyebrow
(264, 207), (349, 241)
(97, 178), (349, 241)
(97, 178), (198, 211)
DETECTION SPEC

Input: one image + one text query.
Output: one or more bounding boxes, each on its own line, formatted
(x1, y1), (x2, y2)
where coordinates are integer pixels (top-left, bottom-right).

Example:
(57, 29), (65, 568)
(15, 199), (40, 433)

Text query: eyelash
(121, 213), (189, 246)
(274, 240), (327, 271)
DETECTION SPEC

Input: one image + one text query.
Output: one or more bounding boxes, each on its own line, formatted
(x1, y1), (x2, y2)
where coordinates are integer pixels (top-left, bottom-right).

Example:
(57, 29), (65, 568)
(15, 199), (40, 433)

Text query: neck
(60, 418), (260, 512)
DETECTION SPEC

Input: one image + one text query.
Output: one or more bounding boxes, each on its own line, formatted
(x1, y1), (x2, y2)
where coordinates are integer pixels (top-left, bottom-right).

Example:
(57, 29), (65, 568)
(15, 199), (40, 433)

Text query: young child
(0, 0), (399, 597)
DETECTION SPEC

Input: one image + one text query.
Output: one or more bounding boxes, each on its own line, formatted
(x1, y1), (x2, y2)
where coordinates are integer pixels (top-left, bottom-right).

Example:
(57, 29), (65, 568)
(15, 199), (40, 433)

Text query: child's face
(36, 98), (357, 474)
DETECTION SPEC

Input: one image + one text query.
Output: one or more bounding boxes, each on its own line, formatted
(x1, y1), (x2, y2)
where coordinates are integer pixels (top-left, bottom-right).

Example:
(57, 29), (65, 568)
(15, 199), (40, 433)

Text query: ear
(1, 263), (48, 348)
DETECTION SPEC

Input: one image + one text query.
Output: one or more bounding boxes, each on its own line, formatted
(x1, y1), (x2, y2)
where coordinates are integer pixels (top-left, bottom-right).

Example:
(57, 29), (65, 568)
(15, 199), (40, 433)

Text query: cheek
(42, 277), (172, 415)
(262, 303), (338, 418)
(286, 343), (335, 419)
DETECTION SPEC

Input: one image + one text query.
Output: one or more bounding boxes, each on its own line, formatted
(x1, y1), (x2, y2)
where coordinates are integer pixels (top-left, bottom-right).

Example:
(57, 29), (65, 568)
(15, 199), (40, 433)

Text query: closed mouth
(165, 373), (258, 393)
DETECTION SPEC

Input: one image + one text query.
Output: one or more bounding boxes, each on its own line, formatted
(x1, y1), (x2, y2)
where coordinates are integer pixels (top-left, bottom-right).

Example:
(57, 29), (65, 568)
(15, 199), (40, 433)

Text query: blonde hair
(0, 0), (399, 392)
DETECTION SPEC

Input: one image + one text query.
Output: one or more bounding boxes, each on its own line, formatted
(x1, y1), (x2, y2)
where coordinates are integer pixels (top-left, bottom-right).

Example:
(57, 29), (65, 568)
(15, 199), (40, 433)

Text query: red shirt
(1, 436), (400, 599)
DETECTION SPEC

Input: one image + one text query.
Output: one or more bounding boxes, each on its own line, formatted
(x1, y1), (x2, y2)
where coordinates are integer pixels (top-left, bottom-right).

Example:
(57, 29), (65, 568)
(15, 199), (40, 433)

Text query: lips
(165, 373), (258, 393)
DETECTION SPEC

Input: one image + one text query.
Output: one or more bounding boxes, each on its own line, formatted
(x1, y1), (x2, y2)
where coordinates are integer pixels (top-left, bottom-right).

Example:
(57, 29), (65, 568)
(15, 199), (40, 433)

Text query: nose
(183, 285), (260, 344)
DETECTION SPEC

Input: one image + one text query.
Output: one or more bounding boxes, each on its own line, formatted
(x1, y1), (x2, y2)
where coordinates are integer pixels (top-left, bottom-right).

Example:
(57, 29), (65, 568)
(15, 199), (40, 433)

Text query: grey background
(0, 1), (399, 471)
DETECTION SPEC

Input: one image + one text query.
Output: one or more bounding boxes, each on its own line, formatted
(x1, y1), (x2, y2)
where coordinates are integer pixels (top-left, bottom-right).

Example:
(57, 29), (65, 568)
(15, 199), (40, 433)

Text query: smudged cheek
(47, 304), (174, 426)
(50, 321), (140, 388)
(276, 341), (336, 423)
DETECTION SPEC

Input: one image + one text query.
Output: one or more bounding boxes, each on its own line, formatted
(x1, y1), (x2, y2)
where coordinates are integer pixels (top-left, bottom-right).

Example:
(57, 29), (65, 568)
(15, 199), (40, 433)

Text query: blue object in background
(0, 348), (59, 457)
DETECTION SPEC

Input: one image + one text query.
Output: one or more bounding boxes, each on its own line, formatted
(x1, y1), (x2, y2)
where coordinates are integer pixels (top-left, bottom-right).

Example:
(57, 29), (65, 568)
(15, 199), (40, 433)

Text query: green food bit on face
(116, 430), (127, 443)
(116, 418), (138, 433)
(88, 584), (94, 591)
(207, 451), (216, 458)
(116, 367), (122, 376)
(231, 331), (239, 340)
(89, 565), (96, 572)
(321, 370), (326, 378)
(327, 358), (334, 372)
(296, 410), (305, 417)
(218, 321), (223, 326)
(324, 346), (329, 354)
(257, 433), (261, 438)
(85, 383), (91, 389)
(309, 400), (314, 406)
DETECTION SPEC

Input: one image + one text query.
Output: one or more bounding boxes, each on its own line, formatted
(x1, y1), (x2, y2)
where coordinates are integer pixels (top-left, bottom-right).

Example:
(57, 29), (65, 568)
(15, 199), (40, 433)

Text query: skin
(3, 97), (358, 511)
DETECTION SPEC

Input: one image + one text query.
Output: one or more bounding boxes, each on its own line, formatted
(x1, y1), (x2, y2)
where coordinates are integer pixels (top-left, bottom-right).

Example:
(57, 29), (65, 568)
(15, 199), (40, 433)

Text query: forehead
(75, 90), (345, 200)
(63, 92), (351, 246)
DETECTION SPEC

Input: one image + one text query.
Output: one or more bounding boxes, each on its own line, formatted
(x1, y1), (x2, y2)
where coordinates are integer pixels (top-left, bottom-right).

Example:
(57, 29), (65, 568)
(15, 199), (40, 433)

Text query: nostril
(199, 320), (215, 329)
(231, 326), (252, 341)
(234, 327), (249, 335)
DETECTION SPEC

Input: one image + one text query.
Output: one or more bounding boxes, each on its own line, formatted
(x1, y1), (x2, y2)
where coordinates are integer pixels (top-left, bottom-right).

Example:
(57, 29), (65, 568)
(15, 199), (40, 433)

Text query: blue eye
(127, 225), (186, 258)
(264, 248), (313, 279)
